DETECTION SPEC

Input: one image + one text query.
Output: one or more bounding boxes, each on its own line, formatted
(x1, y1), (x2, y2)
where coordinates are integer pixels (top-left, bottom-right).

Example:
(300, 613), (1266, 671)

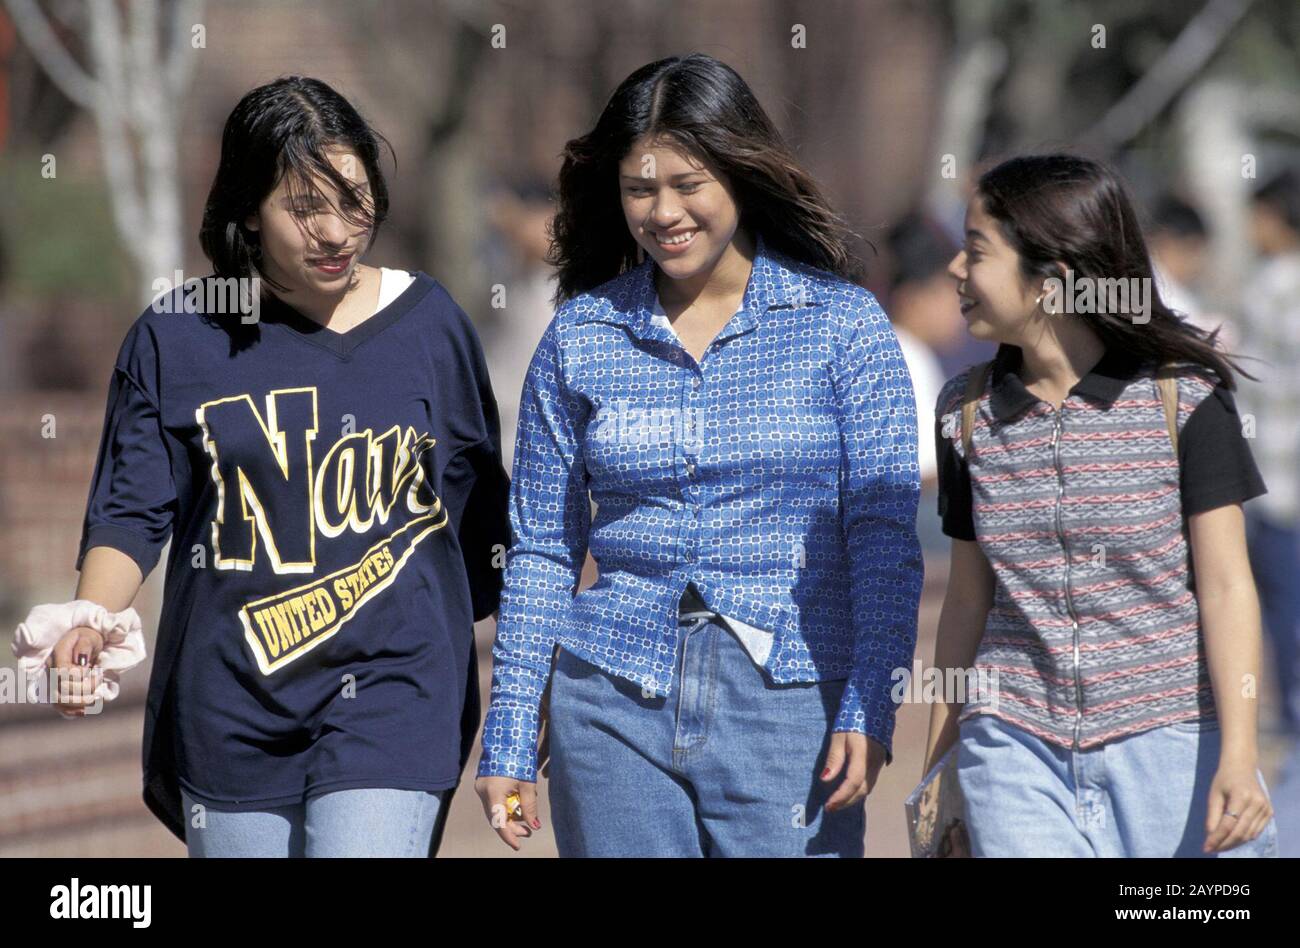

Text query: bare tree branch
(3, 0), (96, 109)
(1087, 0), (1255, 150)
(8, 0), (203, 302)
(1178, 81), (1252, 314)
(927, 36), (1006, 210)
(86, 0), (146, 247)
(164, 0), (203, 95)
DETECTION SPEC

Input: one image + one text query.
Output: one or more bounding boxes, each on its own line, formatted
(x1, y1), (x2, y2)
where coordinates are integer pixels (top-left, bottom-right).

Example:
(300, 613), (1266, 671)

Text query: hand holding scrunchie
(12, 600), (147, 717)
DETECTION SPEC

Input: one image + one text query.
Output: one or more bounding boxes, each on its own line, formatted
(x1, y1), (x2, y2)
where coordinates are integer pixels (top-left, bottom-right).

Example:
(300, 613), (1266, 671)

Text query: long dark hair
(199, 76), (394, 293)
(550, 53), (860, 303)
(976, 153), (1255, 388)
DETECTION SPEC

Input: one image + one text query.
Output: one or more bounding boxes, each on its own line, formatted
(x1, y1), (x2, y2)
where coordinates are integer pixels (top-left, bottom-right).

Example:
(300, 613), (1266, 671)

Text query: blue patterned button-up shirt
(477, 234), (924, 782)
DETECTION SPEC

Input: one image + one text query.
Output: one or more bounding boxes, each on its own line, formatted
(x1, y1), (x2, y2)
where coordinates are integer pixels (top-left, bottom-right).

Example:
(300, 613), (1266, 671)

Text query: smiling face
(947, 193), (1049, 344)
(618, 135), (744, 287)
(244, 145), (374, 296)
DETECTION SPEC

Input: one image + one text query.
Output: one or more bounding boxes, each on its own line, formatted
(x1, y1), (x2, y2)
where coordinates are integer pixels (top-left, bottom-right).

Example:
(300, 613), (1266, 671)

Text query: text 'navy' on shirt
(77, 272), (511, 841)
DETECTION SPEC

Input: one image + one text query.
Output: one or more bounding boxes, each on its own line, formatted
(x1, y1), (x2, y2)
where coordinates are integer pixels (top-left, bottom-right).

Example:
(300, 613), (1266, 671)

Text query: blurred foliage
(0, 151), (132, 305)
(942, 0), (1300, 160)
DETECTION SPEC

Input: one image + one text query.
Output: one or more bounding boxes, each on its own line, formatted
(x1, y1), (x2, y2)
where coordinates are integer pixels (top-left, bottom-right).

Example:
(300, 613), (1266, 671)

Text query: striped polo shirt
(934, 344), (1266, 750)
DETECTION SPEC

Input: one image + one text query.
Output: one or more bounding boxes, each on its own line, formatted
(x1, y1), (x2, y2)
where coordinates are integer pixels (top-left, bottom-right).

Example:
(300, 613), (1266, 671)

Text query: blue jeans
(956, 713), (1279, 857)
(1275, 742), (1300, 857)
(546, 612), (866, 857)
(1245, 511), (1300, 734)
(179, 787), (447, 857)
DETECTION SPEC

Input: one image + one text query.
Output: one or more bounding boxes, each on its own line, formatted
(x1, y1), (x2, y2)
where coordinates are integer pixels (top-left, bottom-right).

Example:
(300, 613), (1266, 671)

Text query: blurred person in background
(482, 183), (557, 470)
(887, 213), (966, 554)
(1148, 194), (1236, 349)
(475, 52), (922, 857)
(1236, 167), (1300, 856)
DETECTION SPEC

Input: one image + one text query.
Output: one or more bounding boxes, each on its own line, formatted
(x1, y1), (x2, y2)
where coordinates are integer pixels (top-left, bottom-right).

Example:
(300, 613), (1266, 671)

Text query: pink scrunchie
(12, 600), (147, 716)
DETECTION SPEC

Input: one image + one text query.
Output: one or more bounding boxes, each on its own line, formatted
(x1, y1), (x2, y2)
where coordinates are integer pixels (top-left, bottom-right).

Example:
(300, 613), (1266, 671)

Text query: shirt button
(692, 376), (701, 389)
(686, 461), (696, 477)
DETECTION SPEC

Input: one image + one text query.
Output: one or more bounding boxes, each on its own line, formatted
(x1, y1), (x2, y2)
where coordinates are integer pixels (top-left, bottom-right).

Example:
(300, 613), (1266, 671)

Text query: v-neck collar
(650, 294), (745, 331)
(574, 232), (827, 345)
(260, 270), (435, 359)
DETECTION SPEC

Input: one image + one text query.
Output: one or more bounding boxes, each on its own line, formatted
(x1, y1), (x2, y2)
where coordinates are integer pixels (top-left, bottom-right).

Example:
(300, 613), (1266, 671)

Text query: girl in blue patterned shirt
(475, 53), (923, 857)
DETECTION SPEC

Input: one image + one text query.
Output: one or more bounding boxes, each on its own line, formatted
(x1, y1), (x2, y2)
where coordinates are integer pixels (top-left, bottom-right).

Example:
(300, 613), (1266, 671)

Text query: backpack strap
(960, 361), (993, 458)
(1154, 363), (1180, 457)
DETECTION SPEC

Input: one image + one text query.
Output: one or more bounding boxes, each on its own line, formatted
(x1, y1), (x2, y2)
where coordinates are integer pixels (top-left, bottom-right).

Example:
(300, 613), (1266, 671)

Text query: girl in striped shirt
(924, 153), (1278, 857)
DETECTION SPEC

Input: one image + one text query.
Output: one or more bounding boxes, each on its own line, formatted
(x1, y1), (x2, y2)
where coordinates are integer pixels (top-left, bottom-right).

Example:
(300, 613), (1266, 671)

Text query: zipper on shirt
(1052, 405), (1084, 751)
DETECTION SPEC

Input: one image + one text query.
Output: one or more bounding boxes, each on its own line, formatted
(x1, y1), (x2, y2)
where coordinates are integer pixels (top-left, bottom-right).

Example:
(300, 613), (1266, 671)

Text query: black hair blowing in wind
(976, 153), (1256, 388)
(199, 76), (395, 295)
(549, 53), (862, 303)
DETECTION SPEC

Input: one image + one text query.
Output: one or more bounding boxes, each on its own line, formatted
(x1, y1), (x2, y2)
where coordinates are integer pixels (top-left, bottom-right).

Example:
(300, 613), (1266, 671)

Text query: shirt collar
(988, 343), (1148, 421)
(651, 293), (743, 325)
(575, 232), (826, 344)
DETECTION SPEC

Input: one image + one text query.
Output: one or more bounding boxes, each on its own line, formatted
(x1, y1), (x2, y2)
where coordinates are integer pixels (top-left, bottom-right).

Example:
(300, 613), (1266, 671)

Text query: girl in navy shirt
(48, 77), (510, 857)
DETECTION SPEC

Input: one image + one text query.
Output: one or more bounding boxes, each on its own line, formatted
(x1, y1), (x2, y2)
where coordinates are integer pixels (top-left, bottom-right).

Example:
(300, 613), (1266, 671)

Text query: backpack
(959, 361), (1181, 458)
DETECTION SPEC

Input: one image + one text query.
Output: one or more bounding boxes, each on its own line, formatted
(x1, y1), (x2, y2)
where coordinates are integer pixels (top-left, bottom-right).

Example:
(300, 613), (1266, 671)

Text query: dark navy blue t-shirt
(76, 272), (511, 841)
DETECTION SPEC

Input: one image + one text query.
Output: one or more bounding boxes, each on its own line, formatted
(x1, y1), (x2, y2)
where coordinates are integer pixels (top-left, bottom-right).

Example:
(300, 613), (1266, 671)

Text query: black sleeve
(935, 415), (976, 540)
(458, 317), (513, 623)
(458, 439), (511, 622)
(76, 322), (177, 576)
(1179, 385), (1267, 516)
